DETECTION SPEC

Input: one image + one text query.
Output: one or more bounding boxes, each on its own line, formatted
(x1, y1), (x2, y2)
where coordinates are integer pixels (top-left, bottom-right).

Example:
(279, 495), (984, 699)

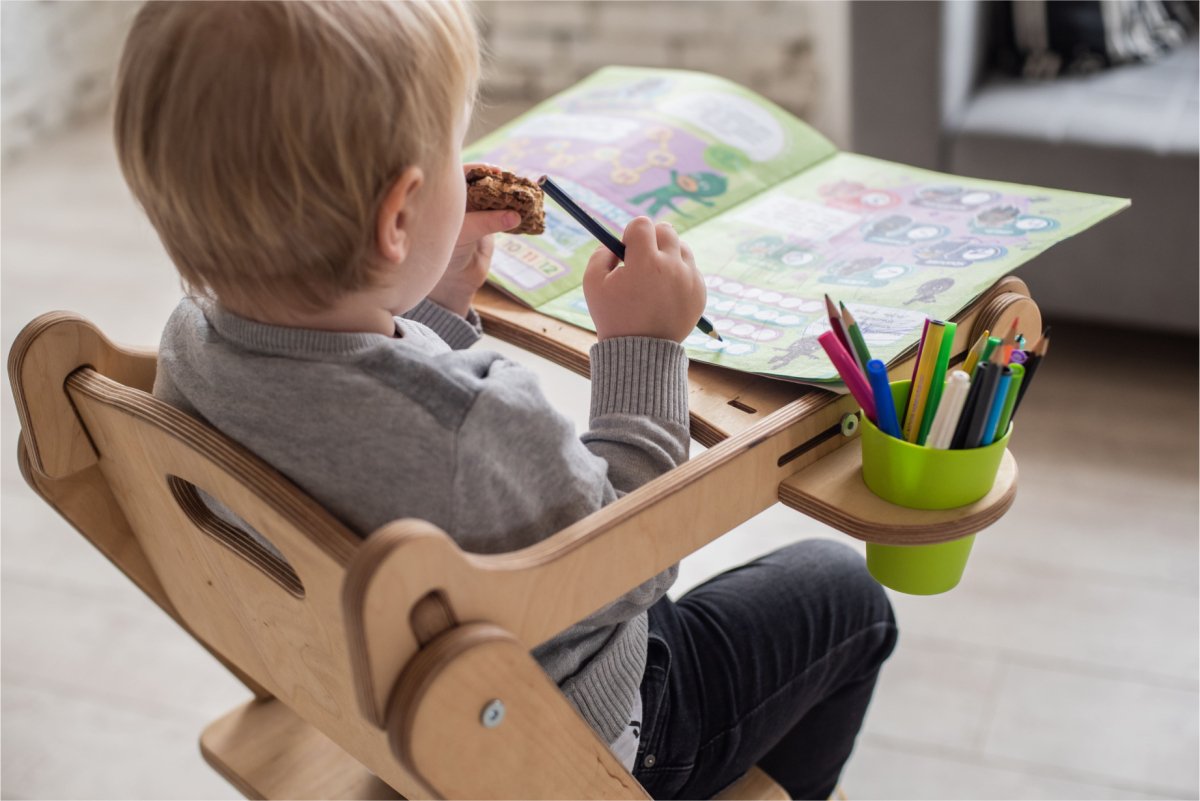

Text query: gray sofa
(849, 1), (1198, 333)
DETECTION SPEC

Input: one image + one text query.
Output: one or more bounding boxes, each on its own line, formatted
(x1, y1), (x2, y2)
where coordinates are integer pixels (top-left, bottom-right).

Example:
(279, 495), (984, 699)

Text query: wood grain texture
(201, 698), (403, 800)
(391, 623), (647, 799)
(8, 310), (156, 478)
(343, 389), (860, 727)
(62, 367), (426, 796)
(9, 281), (1035, 801)
(778, 443), (1018, 545)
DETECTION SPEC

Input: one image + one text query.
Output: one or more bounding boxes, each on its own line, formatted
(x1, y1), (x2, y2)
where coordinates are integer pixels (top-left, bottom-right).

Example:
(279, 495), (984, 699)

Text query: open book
(464, 67), (1128, 385)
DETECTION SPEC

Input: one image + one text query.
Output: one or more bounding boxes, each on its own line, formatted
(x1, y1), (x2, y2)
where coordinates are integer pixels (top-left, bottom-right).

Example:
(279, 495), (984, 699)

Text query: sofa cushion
(957, 37), (1197, 155)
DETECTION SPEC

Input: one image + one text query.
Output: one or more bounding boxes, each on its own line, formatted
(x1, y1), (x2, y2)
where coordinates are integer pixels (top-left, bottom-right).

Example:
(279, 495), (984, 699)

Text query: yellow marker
(962, 329), (989, 376)
(902, 320), (946, 442)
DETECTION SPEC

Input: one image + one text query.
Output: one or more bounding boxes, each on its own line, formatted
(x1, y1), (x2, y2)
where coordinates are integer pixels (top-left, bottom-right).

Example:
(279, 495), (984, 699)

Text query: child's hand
(583, 217), (706, 342)
(426, 164), (520, 316)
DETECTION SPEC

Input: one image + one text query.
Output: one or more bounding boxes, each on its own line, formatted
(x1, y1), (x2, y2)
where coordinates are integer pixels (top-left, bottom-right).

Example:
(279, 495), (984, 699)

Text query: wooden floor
(2, 116), (1197, 800)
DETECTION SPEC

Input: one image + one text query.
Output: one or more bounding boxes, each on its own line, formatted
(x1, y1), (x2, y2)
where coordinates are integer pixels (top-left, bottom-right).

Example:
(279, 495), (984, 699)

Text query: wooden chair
(7, 278), (1036, 799)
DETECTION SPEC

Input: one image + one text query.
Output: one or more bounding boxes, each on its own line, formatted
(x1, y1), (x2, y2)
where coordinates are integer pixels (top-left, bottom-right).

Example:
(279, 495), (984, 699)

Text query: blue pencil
(866, 360), (902, 438)
(981, 367), (1013, 446)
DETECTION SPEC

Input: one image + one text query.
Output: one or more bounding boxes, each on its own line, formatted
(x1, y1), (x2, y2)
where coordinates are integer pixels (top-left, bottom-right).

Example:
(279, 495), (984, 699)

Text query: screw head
(481, 699), (505, 728)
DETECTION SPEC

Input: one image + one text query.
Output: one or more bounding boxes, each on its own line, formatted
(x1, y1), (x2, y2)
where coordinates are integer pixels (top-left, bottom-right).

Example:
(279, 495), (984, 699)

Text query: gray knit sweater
(154, 297), (688, 743)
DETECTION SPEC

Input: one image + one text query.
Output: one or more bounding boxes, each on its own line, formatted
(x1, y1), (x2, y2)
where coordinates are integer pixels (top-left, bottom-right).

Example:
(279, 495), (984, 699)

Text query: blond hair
(114, 1), (480, 312)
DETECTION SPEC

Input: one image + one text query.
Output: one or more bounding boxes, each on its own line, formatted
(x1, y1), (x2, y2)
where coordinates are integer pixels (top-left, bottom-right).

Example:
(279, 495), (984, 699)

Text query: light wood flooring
(2, 113), (1196, 800)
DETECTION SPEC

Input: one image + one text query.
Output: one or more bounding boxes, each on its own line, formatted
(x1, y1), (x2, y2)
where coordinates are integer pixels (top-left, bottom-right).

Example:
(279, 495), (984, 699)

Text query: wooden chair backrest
(9, 313), (432, 795)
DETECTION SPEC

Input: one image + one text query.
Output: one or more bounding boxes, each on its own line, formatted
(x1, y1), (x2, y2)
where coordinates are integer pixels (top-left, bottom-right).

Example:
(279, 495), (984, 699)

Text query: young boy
(114, 3), (895, 798)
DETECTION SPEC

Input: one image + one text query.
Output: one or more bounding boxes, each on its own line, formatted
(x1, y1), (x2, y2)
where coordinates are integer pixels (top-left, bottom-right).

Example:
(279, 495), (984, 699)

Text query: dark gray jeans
(632, 539), (898, 800)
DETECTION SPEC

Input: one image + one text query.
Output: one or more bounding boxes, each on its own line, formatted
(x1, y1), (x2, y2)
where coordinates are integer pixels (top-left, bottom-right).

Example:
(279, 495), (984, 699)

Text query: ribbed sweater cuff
(564, 613), (649, 745)
(589, 337), (689, 427)
(404, 299), (482, 350)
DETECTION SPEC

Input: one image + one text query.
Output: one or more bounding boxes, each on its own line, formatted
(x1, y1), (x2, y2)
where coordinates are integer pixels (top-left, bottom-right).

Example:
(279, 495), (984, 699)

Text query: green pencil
(839, 302), (872, 371)
(993, 363), (1025, 436)
(917, 320), (956, 445)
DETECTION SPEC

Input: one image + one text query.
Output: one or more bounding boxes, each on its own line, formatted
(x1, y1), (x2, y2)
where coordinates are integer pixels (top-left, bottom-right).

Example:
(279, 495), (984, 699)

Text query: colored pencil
(1011, 330), (1049, 418)
(819, 331), (877, 423)
(538, 175), (721, 341)
(866, 359), (901, 438)
(927, 369), (971, 449)
(993, 363), (1025, 438)
(840, 302), (873, 370)
(903, 318), (932, 424)
(825, 295), (858, 369)
(917, 320), (957, 445)
(902, 320), (946, 442)
(999, 317), (1020, 364)
(981, 366), (1013, 445)
(962, 330), (989, 375)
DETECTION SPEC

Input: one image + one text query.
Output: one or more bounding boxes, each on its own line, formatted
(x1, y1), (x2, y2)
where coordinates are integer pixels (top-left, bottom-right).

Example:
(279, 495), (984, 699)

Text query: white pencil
(927, 370), (971, 450)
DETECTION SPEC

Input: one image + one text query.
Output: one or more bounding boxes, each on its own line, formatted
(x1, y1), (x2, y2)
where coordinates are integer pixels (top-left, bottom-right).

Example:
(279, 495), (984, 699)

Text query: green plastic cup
(860, 380), (1011, 595)
(866, 536), (976, 595)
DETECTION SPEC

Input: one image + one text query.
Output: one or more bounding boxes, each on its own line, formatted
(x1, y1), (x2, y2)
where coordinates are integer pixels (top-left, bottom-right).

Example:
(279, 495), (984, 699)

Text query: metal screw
(480, 699), (505, 728)
(840, 413), (860, 437)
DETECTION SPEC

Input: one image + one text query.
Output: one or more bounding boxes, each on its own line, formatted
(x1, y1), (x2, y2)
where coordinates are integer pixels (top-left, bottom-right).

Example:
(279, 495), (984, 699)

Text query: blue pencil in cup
(537, 175), (721, 341)
(866, 360), (902, 438)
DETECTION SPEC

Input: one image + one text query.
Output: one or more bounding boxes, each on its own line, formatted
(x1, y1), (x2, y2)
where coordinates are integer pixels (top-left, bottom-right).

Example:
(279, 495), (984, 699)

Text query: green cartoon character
(629, 170), (728, 217)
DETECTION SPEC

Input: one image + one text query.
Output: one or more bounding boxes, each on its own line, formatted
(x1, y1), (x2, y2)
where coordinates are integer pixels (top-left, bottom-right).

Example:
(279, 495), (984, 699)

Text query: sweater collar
(203, 300), (397, 358)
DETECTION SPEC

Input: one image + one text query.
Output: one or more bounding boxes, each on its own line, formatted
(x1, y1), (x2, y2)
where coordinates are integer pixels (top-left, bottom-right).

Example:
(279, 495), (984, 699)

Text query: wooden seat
(200, 697), (785, 800)
(9, 282), (1034, 798)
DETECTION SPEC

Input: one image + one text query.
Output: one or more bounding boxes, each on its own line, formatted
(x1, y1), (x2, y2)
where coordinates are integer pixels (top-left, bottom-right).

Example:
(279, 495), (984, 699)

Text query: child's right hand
(583, 217), (706, 343)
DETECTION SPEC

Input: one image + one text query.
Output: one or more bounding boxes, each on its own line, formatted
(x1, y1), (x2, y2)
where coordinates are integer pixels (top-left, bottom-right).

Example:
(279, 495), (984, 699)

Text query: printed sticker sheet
(464, 67), (1129, 385)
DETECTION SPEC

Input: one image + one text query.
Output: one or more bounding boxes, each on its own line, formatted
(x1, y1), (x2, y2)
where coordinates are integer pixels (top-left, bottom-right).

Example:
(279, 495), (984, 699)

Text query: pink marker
(819, 331), (877, 423)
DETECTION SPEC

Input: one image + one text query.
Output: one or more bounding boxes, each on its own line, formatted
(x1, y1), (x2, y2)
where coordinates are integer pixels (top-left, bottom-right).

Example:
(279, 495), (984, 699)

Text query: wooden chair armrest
(345, 386), (859, 724)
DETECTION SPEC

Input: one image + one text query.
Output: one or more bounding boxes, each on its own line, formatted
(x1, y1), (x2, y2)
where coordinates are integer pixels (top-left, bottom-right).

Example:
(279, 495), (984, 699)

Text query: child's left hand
(426, 165), (521, 317)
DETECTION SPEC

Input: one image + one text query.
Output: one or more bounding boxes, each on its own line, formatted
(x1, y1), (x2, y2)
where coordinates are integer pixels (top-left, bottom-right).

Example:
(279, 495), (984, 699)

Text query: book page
(674, 152), (1129, 383)
(463, 66), (835, 309)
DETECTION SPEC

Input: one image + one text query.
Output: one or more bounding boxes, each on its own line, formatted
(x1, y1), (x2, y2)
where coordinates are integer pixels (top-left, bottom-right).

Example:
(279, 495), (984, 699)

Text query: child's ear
(376, 167), (424, 264)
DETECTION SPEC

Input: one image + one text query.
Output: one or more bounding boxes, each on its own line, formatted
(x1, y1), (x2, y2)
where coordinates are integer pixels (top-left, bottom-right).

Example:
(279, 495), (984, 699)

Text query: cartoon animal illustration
(913, 240), (1005, 267)
(976, 205), (1020, 227)
(768, 336), (823, 370)
(862, 214), (949, 246)
(820, 181), (902, 211)
(832, 256), (883, 277)
(865, 215), (910, 239)
(971, 208), (1060, 235)
(904, 278), (955, 305)
(736, 235), (816, 271)
(913, 185), (1001, 212)
(918, 186), (963, 203)
(629, 170), (728, 217)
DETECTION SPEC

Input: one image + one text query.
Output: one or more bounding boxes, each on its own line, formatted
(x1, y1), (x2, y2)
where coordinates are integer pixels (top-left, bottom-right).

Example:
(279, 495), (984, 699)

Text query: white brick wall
(0, 0), (850, 164)
(1, 1), (141, 164)
(477, 1), (849, 145)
